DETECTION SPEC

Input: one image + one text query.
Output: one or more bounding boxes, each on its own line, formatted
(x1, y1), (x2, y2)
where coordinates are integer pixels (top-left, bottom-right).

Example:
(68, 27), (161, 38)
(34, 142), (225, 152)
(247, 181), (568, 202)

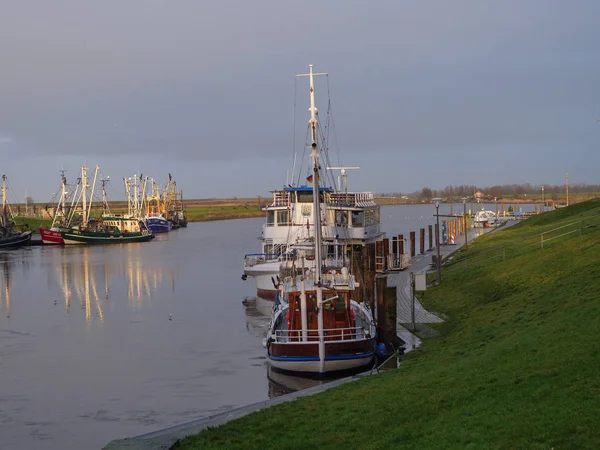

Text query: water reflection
(3, 247), (178, 322)
(1, 253), (11, 318)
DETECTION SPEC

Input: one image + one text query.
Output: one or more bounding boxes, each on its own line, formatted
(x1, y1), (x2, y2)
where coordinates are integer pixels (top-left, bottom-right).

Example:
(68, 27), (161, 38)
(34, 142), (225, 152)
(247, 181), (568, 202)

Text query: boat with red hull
(40, 227), (65, 244)
(40, 170), (80, 245)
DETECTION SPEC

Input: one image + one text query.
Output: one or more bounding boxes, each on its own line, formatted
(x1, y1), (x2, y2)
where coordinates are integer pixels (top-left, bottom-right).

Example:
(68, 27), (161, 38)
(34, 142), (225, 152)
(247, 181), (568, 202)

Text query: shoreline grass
(172, 198), (600, 449)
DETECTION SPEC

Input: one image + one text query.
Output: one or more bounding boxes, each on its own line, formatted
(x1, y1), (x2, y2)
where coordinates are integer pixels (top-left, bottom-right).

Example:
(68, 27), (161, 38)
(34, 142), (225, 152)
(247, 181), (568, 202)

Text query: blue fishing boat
(146, 216), (171, 233)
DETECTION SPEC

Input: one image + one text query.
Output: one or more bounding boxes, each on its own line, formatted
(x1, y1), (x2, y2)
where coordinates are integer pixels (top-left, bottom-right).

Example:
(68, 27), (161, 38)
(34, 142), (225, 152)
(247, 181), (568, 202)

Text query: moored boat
(61, 166), (153, 245)
(0, 175), (33, 248)
(40, 170), (80, 244)
(61, 216), (153, 244)
(243, 65), (384, 301)
(264, 66), (377, 375)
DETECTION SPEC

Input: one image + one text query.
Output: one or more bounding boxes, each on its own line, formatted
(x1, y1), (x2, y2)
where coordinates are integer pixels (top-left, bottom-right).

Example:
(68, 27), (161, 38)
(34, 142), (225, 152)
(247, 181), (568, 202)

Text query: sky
(1, 0), (599, 202)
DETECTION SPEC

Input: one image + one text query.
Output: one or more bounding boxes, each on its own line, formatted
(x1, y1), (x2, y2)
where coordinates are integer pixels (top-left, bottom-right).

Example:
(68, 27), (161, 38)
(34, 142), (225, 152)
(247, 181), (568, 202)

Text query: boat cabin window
(266, 211), (275, 225)
(276, 210), (289, 226)
(351, 211), (364, 227)
(364, 209), (377, 226)
(335, 210), (348, 226)
(296, 191), (326, 204)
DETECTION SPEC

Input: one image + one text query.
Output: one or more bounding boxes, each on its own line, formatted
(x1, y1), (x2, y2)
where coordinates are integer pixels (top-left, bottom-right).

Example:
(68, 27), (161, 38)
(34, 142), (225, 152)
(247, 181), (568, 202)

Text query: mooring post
(376, 275), (397, 352)
(364, 243), (376, 308)
(398, 234), (404, 256)
(383, 238), (390, 271)
(410, 231), (416, 258)
(419, 228), (425, 254)
(351, 245), (364, 303)
(428, 225), (433, 250)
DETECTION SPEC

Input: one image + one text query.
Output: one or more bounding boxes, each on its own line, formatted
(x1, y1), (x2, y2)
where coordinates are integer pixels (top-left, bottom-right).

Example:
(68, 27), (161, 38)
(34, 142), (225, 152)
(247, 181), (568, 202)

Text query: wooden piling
(419, 228), (425, 254)
(449, 204), (453, 215)
(410, 231), (416, 257)
(351, 245), (365, 303)
(383, 238), (390, 271)
(364, 243), (376, 309)
(428, 225), (433, 250)
(376, 275), (397, 353)
(398, 234), (404, 256)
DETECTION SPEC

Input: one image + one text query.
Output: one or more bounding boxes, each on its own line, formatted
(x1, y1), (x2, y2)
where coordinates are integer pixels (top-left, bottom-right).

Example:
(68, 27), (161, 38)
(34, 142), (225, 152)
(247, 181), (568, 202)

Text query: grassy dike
(173, 199), (600, 449)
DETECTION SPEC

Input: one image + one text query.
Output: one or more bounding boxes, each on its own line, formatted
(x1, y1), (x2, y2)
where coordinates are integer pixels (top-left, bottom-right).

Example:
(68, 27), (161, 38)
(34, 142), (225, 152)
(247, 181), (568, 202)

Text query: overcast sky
(1, 0), (599, 202)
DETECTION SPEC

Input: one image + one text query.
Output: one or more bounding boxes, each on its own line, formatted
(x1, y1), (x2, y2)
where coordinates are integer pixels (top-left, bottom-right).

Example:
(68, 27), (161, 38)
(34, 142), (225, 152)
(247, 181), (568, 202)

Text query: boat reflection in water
(49, 247), (178, 322)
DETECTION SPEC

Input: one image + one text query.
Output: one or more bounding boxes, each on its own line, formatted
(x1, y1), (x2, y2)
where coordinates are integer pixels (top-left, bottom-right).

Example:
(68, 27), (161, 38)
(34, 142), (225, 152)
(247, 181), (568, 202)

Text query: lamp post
(462, 197), (468, 250)
(494, 196), (498, 224)
(433, 198), (442, 284)
(541, 185), (545, 212)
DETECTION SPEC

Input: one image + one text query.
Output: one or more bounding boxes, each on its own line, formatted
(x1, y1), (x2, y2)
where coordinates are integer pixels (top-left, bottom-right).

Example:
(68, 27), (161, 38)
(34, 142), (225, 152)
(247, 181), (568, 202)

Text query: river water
(0, 203), (538, 449)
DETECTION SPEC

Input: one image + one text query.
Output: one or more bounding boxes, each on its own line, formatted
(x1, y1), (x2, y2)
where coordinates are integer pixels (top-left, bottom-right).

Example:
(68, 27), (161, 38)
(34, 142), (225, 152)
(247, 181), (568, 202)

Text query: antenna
(326, 166), (360, 193)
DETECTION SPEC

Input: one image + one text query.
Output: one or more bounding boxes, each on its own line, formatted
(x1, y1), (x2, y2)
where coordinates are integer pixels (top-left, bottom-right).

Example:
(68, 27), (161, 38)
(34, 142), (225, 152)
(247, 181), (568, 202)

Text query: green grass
(10, 217), (52, 234)
(184, 205), (262, 222)
(173, 198), (600, 450)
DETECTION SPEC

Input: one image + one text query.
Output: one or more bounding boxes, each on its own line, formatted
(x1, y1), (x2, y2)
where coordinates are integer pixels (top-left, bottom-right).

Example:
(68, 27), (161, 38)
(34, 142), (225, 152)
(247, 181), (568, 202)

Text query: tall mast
(87, 165), (99, 222)
(308, 64), (325, 373)
(100, 176), (110, 214)
(1, 175), (7, 228)
(60, 170), (67, 218)
(81, 166), (87, 226)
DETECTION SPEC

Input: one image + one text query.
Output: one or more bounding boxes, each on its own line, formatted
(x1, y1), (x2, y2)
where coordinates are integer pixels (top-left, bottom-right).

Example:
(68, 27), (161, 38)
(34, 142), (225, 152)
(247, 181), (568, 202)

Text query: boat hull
(61, 230), (153, 245)
(39, 227), (64, 244)
(0, 231), (33, 248)
(146, 217), (171, 233)
(268, 339), (376, 374)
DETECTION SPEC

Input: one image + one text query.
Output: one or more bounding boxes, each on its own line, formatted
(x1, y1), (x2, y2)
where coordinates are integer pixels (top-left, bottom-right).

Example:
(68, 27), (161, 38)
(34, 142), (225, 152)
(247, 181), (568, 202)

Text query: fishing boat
(61, 166), (153, 245)
(40, 170), (81, 244)
(0, 175), (33, 248)
(264, 66), (377, 375)
(243, 66), (384, 301)
(162, 174), (187, 229)
(145, 179), (171, 233)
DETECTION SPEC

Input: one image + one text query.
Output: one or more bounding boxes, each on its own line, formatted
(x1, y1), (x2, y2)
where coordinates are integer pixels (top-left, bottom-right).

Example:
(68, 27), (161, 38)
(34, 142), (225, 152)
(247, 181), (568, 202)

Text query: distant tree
(420, 187), (433, 201)
(26, 196), (34, 205)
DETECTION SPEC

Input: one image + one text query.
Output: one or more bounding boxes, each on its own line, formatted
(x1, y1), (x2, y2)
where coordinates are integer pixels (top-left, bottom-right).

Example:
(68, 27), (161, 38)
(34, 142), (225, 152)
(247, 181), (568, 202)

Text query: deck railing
(273, 326), (368, 343)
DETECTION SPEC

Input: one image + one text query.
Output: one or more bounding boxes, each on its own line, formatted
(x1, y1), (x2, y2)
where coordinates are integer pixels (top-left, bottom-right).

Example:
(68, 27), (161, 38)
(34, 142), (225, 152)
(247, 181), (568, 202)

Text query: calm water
(0, 204), (539, 449)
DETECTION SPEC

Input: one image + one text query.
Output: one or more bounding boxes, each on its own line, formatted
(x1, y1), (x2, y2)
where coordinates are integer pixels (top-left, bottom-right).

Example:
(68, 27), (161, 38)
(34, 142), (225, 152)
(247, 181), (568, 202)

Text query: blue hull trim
(268, 350), (375, 362)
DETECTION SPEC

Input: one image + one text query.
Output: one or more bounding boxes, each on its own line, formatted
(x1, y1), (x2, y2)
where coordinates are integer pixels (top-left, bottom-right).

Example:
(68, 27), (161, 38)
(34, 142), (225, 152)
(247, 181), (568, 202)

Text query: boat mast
(81, 166), (87, 226)
(60, 170), (67, 219)
(1, 175), (6, 228)
(100, 176), (111, 215)
(87, 165), (99, 223)
(307, 64), (326, 373)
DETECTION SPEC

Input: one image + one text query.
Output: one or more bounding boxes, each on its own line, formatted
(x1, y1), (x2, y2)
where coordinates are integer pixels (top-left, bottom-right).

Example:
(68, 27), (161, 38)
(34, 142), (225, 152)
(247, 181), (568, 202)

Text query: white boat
(243, 66), (385, 301)
(264, 65), (377, 375)
(473, 210), (498, 227)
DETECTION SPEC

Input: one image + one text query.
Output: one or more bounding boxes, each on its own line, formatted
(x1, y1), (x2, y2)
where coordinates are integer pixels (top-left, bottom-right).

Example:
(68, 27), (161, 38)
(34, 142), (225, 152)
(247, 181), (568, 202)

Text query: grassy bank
(185, 204), (262, 222)
(173, 199), (600, 449)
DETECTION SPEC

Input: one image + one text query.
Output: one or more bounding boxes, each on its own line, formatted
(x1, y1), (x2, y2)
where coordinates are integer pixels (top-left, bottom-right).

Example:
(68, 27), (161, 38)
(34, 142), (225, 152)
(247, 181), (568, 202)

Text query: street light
(433, 198), (442, 284)
(462, 197), (468, 250)
(494, 197), (498, 224)
(541, 185), (545, 212)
